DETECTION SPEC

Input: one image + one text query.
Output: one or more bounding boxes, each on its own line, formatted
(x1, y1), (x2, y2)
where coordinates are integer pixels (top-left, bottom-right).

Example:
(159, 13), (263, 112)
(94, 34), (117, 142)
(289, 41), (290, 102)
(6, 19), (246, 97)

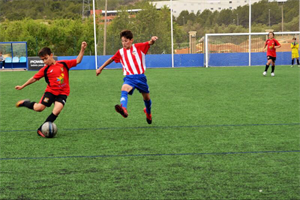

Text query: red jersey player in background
(263, 32), (281, 77)
(96, 30), (158, 124)
(15, 41), (87, 137)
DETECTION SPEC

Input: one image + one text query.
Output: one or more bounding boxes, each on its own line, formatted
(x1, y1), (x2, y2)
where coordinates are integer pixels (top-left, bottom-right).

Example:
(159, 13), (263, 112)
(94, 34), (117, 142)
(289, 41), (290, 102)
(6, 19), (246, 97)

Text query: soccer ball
(41, 122), (58, 138)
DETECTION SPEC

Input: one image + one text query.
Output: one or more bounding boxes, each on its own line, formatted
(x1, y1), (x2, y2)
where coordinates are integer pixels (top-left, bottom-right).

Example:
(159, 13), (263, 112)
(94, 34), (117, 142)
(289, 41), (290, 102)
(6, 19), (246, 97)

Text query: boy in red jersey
(15, 41), (87, 137)
(263, 32), (281, 77)
(96, 30), (157, 124)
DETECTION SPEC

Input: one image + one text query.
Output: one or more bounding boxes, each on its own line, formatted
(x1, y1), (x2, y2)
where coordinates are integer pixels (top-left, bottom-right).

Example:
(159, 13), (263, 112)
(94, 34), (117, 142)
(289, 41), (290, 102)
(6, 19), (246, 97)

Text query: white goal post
(92, 0), (98, 69)
(205, 31), (300, 68)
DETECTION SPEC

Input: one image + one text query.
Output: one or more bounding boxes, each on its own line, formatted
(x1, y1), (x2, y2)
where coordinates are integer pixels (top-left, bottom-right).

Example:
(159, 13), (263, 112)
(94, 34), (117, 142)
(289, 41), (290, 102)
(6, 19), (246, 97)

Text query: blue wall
(209, 52), (293, 67)
(4, 62), (27, 69)
(26, 51), (294, 70)
(58, 53), (204, 70)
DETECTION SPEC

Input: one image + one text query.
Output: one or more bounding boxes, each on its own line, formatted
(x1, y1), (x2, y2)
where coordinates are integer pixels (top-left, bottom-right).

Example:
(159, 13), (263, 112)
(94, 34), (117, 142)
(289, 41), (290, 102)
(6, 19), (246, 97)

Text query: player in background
(0, 52), (5, 68)
(15, 41), (87, 137)
(96, 30), (157, 124)
(291, 37), (299, 67)
(263, 32), (281, 77)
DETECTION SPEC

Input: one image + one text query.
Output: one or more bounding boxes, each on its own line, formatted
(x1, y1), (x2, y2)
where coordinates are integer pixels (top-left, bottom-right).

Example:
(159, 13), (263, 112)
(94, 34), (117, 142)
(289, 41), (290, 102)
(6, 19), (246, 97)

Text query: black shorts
(39, 92), (67, 107)
(267, 56), (276, 62)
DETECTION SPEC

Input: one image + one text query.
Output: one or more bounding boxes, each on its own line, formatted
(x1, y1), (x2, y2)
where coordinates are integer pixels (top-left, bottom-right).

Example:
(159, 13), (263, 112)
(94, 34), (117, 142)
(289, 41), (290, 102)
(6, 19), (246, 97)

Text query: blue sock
(144, 99), (152, 114)
(120, 91), (128, 109)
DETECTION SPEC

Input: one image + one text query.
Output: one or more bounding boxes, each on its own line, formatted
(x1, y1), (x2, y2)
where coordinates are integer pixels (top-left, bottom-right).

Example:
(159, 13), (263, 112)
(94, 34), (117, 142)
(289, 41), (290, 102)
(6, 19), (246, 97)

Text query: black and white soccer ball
(41, 122), (58, 138)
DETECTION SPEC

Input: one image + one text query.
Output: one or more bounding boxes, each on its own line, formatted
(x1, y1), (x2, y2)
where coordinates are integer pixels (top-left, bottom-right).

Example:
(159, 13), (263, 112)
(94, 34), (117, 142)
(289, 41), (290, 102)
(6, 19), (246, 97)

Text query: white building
(151, 0), (261, 17)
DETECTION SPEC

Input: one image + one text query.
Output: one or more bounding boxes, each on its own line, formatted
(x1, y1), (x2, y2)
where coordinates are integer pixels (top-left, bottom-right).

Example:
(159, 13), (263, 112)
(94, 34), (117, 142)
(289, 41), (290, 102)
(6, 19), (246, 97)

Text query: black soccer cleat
(16, 99), (30, 107)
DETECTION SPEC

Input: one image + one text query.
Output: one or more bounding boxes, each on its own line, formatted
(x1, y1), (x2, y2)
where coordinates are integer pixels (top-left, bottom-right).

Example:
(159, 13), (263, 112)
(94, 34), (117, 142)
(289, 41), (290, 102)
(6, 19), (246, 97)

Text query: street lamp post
(281, 3), (284, 32)
(103, 0), (108, 55)
(269, 8), (271, 27)
(170, 0), (174, 68)
(249, 0), (251, 66)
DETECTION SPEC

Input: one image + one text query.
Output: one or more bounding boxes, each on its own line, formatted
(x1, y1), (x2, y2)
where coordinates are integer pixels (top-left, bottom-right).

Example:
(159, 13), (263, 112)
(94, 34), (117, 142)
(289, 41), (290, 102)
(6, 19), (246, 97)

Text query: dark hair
(293, 37), (297, 40)
(269, 31), (275, 37)
(38, 47), (52, 57)
(120, 30), (133, 40)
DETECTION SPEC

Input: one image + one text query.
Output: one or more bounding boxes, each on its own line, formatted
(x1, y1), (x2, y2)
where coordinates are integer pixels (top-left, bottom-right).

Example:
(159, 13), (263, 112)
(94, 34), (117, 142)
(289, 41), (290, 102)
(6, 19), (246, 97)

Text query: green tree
(217, 9), (233, 26)
(197, 9), (212, 27)
(177, 10), (190, 26)
(105, 2), (174, 54)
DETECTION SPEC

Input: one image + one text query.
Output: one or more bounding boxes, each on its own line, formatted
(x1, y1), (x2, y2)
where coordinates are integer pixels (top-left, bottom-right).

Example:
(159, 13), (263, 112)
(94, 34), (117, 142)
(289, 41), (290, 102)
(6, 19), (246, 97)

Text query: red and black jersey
(33, 59), (77, 96)
(265, 39), (280, 57)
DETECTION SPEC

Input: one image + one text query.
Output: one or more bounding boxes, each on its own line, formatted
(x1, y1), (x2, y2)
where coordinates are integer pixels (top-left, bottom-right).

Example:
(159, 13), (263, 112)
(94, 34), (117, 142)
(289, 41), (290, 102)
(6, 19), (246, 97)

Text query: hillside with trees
(0, 0), (141, 21)
(176, 0), (299, 37)
(0, 1), (179, 56)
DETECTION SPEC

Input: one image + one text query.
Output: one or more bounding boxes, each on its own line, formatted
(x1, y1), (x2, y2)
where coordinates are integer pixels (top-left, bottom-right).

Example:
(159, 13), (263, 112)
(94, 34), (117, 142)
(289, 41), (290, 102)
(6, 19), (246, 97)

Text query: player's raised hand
(96, 68), (102, 76)
(151, 36), (158, 42)
(15, 85), (23, 90)
(81, 41), (87, 50)
(149, 36), (158, 45)
(77, 42), (87, 64)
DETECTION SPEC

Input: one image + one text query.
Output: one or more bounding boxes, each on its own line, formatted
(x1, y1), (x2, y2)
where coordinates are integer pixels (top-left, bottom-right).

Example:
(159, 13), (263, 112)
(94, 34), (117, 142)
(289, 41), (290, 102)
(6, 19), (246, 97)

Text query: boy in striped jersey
(96, 30), (157, 124)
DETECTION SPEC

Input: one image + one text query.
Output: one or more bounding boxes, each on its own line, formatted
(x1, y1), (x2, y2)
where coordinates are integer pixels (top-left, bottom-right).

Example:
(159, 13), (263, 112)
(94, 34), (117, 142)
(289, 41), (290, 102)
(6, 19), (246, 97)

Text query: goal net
(205, 31), (300, 67)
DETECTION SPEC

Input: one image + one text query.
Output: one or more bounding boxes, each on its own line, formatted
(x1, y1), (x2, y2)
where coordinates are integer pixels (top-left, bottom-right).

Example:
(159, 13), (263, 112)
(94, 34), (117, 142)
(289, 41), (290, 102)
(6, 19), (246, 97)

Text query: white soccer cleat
(263, 71), (267, 76)
(271, 73), (275, 77)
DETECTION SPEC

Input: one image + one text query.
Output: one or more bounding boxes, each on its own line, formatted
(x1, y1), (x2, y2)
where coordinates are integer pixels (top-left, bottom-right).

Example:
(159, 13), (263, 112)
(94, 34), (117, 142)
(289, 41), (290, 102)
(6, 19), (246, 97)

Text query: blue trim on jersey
(123, 74), (149, 95)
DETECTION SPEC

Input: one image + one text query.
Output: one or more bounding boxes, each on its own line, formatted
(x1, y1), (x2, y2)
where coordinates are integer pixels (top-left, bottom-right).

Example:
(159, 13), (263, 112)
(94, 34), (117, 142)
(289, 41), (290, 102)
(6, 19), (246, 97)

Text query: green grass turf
(0, 66), (299, 199)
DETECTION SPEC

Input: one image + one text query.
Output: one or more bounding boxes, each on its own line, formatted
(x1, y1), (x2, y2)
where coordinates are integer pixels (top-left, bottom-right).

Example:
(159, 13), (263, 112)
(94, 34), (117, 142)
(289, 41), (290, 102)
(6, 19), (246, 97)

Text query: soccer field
(0, 66), (299, 199)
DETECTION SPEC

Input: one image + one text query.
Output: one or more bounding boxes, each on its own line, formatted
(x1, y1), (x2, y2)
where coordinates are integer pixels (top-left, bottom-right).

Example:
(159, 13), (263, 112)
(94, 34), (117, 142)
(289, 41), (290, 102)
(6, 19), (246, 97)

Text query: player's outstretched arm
(96, 58), (114, 76)
(15, 77), (37, 90)
(149, 36), (158, 45)
(262, 44), (267, 52)
(76, 41), (87, 64)
(275, 44), (281, 49)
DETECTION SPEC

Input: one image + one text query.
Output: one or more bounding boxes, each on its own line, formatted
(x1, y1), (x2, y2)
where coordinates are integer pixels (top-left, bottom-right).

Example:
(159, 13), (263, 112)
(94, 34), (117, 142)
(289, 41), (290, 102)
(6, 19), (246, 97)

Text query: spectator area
(0, 42), (28, 69)
(5, 56), (27, 63)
